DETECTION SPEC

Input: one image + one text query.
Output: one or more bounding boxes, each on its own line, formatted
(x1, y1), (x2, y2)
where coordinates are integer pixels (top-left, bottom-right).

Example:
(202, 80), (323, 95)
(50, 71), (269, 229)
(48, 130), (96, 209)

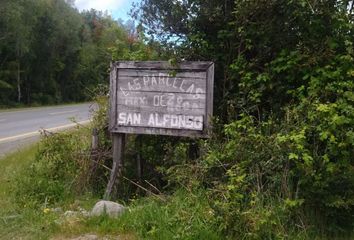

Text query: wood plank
(117, 97), (205, 116)
(109, 63), (117, 130)
(118, 69), (207, 79)
(115, 112), (204, 130)
(114, 61), (213, 70)
(206, 63), (214, 134)
(117, 76), (206, 94)
(117, 91), (206, 106)
(112, 126), (207, 138)
(109, 61), (214, 138)
(117, 104), (205, 116)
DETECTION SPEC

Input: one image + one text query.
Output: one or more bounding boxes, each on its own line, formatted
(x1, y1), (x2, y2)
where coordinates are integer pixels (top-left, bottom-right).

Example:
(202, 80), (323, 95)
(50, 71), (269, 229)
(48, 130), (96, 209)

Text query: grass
(0, 143), (131, 239)
(0, 145), (38, 214)
(0, 133), (331, 240)
(0, 144), (56, 239)
(0, 126), (329, 240)
(52, 189), (220, 240)
(0, 142), (221, 240)
(0, 100), (224, 239)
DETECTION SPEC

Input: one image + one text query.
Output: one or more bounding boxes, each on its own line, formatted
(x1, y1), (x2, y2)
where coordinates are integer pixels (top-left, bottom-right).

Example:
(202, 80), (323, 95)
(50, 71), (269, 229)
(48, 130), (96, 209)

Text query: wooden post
(136, 135), (143, 182)
(90, 128), (99, 179)
(91, 128), (99, 151)
(104, 133), (125, 200)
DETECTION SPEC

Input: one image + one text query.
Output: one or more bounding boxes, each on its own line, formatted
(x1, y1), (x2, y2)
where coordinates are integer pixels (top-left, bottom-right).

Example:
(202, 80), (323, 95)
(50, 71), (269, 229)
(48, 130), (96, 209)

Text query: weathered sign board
(109, 61), (214, 138)
(105, 61), (214, 199)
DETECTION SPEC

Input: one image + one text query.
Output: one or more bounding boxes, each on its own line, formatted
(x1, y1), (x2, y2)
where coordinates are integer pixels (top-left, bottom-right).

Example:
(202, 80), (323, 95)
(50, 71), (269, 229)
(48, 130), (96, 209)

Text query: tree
(133, 0), (354, 235)
(134, 0), (354, 120)
(0, 0), (143, 106)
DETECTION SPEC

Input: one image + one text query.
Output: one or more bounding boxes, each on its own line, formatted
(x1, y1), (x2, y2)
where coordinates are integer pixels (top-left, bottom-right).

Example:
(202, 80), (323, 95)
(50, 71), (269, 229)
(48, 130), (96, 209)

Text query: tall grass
(0, 145), (59, 239)
(83, 189), (222, 240)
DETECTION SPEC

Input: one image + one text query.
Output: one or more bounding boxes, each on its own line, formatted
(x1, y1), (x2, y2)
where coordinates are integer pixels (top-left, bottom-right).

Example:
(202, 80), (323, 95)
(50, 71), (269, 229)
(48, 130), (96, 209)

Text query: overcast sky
(75, 0), (137, 21)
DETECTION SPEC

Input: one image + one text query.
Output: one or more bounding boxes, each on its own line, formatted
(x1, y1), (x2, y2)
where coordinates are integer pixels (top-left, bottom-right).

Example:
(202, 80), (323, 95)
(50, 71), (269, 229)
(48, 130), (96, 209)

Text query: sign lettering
(109, 61), (214, 137)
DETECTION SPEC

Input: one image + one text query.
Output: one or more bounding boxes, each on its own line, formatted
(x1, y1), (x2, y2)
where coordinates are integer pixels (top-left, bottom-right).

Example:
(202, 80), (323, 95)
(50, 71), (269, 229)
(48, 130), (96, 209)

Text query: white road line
(0, 120), (90, 144)
(49, 110), (78, 115)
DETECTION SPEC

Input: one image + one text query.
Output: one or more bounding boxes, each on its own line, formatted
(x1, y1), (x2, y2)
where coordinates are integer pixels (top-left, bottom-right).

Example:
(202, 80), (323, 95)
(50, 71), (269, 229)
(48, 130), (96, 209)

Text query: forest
(0, 0), (155, 106)
(1, 0), (354, 239)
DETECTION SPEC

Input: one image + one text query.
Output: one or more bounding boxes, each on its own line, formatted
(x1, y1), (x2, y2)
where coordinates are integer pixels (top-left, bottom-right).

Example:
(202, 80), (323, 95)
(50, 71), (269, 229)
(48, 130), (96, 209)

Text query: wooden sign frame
(109, 61), (214, 138)
(105, 61), (214, 199)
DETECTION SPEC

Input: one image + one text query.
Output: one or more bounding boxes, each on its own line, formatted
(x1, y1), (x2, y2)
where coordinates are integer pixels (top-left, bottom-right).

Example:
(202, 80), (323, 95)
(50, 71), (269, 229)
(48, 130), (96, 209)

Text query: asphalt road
(0, 103), (94, 158)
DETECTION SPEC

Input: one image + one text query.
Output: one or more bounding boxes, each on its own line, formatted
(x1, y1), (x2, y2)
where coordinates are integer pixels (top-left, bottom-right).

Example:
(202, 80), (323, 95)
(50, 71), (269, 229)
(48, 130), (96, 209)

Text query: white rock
(64, 210), (78, 218)
(91, 200), (125, 218)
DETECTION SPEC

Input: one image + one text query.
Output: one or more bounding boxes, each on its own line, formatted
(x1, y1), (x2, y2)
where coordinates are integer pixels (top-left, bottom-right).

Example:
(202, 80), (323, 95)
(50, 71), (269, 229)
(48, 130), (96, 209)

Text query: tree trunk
(17, 60), (21, 103)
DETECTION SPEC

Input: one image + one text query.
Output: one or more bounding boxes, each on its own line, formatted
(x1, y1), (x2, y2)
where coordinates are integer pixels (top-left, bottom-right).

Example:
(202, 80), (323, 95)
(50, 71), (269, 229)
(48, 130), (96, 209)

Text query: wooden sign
(105, 61), (214, 198)
(109, 61), (214, 138)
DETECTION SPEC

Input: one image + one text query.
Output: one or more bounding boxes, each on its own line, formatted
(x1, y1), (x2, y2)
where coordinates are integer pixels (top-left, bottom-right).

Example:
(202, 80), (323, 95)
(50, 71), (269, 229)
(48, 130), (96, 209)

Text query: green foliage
(198, 49), (354, 235)
(3, 0), (354, 238)
(134, 0), (354, 238)
(276, 52), (354, 232)
(0, 146), (62, 239)
(0, 0), (157, 107)
(14, 127), (91, 206)
(199, 117), (301, 239)
(85, 189), (222, 240)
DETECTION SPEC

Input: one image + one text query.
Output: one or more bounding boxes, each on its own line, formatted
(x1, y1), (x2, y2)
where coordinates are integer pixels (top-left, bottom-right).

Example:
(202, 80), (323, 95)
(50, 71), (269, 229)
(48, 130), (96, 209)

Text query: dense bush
(131, 0), (354, 238)
(14, 127), (92, 206)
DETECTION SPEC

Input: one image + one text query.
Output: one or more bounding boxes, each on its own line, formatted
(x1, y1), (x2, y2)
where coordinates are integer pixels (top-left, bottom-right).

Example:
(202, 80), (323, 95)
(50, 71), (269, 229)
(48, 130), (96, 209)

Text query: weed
(83, 189), (222, 240)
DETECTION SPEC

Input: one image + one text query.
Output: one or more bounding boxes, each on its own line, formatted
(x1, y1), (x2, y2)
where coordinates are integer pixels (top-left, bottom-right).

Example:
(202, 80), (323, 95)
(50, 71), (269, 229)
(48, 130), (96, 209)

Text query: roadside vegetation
(1, 94), (354, 239)
(0, 145), (63, 239)
(1, 0), (354, 239)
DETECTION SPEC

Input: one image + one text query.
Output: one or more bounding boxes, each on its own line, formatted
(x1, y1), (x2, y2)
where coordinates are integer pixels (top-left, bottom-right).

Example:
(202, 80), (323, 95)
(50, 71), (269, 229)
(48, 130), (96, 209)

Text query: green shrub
(14, 126), (91, 206)
(184, 47), (354, 238)
(196, 116), (305, 239)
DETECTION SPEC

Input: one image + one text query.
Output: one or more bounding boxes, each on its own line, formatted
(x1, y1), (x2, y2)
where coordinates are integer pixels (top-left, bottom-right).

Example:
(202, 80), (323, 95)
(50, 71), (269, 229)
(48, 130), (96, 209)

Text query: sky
(75, 0), (138, 21)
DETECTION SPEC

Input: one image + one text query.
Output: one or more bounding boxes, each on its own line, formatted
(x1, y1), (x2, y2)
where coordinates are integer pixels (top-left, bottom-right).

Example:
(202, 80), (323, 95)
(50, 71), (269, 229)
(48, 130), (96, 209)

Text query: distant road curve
(0, 103), (94, 158)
